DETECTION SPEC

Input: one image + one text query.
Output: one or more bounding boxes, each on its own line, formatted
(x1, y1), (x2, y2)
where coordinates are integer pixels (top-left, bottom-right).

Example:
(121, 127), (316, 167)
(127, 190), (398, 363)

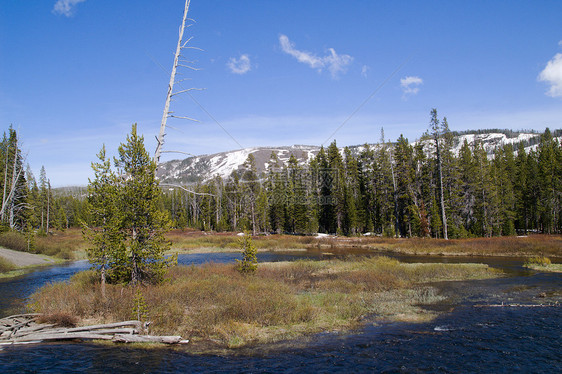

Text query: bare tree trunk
(0, 143), (25, 227)
(100, 259), (106, 300)
(131, 228), (140, 284)
(8, 148), (18, 229)
(1, 148), (8, 223)
(154, 0), (192, 167)
(46, 181), (51, 234)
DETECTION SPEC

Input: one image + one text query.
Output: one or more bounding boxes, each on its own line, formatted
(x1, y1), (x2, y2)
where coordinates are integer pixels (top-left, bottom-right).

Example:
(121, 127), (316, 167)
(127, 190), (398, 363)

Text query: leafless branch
(161, 183), (216, 197)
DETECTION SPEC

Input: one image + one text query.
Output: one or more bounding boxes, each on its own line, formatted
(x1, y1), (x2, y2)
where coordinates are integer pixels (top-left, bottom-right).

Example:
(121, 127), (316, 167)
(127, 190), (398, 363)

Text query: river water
(0, 251), (560, 373)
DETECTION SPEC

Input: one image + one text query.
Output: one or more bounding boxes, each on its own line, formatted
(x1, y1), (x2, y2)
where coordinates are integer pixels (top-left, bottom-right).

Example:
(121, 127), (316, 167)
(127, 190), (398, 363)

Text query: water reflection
(0, 251), (560, 372)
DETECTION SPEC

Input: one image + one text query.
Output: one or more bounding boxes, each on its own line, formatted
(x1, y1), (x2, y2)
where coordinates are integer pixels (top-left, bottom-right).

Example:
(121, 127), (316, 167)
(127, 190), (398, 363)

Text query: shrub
(131, 288), (149, 322)
(0, 256), (15, 273)
(0, 231), (29, 252)
(37, 312), (78, 327)
(525, 256), (551, 267)
(236, 234), (258, 274)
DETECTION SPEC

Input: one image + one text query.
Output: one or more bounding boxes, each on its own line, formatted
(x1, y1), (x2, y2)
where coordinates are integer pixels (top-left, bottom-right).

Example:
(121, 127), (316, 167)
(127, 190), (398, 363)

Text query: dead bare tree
(0, 132), (28, 230)
(154, 0), (200, 168)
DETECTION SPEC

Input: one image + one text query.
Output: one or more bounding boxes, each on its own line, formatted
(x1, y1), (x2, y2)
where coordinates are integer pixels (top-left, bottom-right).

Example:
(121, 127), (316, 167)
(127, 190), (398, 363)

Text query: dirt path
(0, 247), (56, 267)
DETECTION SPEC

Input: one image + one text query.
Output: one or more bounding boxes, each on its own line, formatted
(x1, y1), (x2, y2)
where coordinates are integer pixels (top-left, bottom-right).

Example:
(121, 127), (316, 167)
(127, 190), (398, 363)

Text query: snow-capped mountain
(157, 145), (320, 184)
(157, 130), (556, 185)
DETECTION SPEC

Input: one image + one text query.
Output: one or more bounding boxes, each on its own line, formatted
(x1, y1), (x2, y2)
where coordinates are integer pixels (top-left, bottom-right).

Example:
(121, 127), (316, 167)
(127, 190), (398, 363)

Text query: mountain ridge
(156, 129), (560, 185)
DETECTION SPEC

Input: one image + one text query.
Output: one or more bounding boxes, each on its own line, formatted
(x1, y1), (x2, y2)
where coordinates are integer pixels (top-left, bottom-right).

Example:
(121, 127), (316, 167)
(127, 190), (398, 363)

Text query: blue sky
(1, 0), (561, 186)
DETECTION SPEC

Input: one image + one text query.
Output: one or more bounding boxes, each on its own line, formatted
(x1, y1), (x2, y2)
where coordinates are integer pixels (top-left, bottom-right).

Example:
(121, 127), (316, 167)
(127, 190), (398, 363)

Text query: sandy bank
(0, 247), (56, 267)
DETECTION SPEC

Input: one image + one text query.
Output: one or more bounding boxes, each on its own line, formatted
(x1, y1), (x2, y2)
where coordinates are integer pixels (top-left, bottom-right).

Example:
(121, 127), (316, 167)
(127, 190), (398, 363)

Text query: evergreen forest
(2, 118), (561, 240)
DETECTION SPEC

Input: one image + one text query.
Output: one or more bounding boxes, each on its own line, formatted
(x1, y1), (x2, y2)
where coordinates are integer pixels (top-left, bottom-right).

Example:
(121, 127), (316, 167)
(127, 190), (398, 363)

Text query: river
(0, 251), (560, 373)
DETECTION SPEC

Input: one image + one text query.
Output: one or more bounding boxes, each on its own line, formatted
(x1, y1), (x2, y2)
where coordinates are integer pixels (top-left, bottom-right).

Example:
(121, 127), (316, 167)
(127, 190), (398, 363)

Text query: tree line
(3, 110), (561, 241)
(159, 111), (561, 238)
(0, 127), (65, 239)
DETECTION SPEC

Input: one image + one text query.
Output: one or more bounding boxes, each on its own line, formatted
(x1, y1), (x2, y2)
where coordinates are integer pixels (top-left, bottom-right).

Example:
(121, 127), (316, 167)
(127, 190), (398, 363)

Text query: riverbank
(0, 247), (60, 279)
(29, 257), (501, 350)
(167, 231), (562, 258)
(7, 228), (560, 259)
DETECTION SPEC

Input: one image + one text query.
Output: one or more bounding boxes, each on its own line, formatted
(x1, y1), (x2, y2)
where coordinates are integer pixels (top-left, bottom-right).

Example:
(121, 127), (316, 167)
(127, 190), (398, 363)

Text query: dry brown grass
(37, 312), (79, 327)
(166, 230), (562, 258)
(0, 256), (15, 273)
(24, 228), (560, 261)
(0, 228), (88, 260)
(29, 257), (499, 348)
(35, 228), (88, 259)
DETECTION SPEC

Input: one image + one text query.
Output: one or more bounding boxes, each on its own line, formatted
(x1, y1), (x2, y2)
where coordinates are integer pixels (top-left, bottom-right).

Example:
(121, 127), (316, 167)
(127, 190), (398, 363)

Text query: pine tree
(266, 152), (284, 233)
(514, 142), (529, 233)
(317, 146), (337, 233)
(375, 129), (397, 236)
(429, 109), (448, 239)
(342, 147), (359, 235)
(0, 128), (28, 230)
(327, 141), (346, 234)
(536, 128), (560, 233)
(393, 135), (415, 237)
(116, 124), (172, 284)
(357, 145), (375, 233)
(241, 154), (260, 235)
(83, 145), (125, 295)
(236, 233), (258, 274)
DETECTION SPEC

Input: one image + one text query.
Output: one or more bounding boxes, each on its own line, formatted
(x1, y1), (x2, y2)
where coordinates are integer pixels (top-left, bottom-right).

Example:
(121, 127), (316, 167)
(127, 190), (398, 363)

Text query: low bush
(37, 312), (78, 327)
(0, 256), (15, 273)
(525, 256), (551, 267)
(0, 231), (29, 252)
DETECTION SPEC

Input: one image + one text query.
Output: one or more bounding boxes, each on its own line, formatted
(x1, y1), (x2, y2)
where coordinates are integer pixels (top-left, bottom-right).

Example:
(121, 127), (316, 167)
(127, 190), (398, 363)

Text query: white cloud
(227, 54), (252, 75)
(361, 65), (369, 78)
(400, 76), (423, 97)
(538, 53), (562, 98)
(53, 0), (86, 17)
(279, 34), (353, 79)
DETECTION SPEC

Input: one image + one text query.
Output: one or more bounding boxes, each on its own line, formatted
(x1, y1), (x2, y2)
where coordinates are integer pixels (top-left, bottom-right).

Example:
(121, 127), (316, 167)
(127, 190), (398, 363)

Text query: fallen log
(8, 323), (55, 336)
(12, 327), (138, 339)
(0, 313), (41, 322)
(112, 334), (186, 344)
(64, 321), (142, 333)
(474, 303), (558, 308)
(12, 332), (115, 343)
(0, 315), (187, 345)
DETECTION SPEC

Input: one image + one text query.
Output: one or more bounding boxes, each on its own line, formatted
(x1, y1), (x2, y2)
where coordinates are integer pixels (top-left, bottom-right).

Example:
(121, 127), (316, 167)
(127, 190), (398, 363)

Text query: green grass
(524, 256), (562, 273)
(29, 257), (500, 349)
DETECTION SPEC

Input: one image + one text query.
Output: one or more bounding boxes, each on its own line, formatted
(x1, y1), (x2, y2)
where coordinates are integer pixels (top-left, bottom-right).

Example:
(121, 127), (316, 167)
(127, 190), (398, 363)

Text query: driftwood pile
(0, 314), (188, 346)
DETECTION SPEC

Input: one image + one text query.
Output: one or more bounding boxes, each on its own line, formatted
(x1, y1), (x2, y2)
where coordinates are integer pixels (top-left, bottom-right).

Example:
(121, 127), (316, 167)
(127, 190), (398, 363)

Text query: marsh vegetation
(30, 257), (499, 349)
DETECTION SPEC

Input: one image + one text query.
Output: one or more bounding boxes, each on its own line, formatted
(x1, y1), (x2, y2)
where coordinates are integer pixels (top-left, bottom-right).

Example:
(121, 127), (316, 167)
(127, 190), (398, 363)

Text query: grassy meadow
(0, 228), (87, 261)
(1, 227), (560, 260)
(30, 257), (500, 349)
(167, 229), (562, 258)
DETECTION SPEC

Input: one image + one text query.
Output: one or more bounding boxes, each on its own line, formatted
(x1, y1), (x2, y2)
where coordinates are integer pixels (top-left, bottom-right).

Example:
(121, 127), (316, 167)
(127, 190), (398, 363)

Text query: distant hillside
(157, 130), (559, 185)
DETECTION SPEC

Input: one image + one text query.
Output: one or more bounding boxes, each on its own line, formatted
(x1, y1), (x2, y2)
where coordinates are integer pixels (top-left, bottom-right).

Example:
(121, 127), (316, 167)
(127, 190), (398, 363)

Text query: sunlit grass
(7, 228), (558, 260)
(30, 257), (499, 348)
(0, 228), (87, 260)
(523, 256), (562, 273)
(166, 230), (562, 258)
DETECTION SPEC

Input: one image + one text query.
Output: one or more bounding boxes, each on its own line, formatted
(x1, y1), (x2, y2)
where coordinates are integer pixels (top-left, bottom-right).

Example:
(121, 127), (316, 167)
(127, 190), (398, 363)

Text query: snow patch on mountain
(157, 131), (558, 185)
